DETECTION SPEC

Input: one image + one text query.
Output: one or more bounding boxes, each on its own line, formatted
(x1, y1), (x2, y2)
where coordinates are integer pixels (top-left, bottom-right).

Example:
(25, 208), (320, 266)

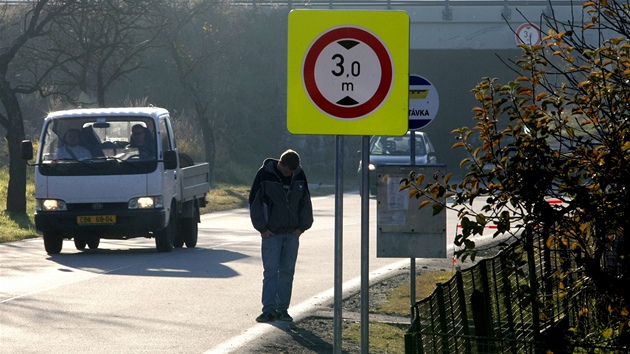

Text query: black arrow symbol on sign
(336, 40), (360, 106)
(337, 96), (359, 105)
(338, 40), (359, 50)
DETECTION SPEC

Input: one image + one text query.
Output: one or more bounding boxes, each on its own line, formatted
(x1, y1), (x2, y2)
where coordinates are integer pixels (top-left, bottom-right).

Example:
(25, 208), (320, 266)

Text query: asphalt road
(0, 192), (492, 353)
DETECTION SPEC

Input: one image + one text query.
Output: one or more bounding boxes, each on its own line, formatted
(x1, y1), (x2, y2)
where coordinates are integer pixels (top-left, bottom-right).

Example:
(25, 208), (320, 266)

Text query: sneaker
(255, 312), (276, 323)
(276, 311), (293, 322)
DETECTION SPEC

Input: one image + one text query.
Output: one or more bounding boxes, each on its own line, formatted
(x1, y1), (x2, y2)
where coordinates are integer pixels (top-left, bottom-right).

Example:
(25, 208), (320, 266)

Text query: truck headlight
(128, 196), (163, 209)
(36, 199), (67, 211)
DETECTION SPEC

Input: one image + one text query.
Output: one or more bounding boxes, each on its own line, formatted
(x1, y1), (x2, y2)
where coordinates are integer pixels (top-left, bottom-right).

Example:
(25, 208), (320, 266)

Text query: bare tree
(159, 1), (250, 180)
(0, 0), (78, 214)
(34, 0), (166, 107)
(159, 3), (289, 182)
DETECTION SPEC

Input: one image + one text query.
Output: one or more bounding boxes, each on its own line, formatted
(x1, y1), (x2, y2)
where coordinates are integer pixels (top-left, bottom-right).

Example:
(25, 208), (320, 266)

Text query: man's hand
(261, 230), (274, 238)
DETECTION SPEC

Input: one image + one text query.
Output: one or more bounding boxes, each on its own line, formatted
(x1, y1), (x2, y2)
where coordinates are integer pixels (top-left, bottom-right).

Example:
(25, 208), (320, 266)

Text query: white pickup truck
(21, 107), (210, 254)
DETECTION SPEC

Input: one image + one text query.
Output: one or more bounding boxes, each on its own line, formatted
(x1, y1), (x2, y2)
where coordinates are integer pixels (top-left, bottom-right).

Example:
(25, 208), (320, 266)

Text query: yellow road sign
(287, 10), (409, 136)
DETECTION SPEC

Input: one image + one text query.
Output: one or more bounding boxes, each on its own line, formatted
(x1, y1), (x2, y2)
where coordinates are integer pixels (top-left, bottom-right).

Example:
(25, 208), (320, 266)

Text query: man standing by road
(248, 149), (314, 323)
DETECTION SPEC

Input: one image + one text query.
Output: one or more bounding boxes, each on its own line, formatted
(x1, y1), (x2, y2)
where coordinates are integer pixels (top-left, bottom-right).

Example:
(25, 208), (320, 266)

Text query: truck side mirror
(21, 140), (33, 161)
(163, 150), (178, 170)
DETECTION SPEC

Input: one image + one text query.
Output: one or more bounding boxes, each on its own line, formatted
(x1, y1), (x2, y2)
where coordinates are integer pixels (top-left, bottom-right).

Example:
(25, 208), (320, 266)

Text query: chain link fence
(405, 231), (627, 354)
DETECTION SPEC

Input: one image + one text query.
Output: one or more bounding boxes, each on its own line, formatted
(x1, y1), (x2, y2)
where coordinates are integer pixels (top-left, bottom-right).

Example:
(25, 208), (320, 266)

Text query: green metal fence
(404, 231), (627, 354)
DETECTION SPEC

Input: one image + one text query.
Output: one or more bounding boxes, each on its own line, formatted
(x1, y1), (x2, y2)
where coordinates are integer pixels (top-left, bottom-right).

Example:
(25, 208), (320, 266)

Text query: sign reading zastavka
(287, 10), (409, 136)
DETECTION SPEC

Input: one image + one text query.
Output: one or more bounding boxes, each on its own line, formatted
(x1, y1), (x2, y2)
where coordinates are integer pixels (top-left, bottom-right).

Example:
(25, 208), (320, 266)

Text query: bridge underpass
(265, 0), (584, 177)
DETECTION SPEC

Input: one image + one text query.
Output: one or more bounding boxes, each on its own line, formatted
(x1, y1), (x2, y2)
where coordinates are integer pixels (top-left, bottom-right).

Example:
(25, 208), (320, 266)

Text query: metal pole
(333, 135), (344, 354)
(410, 258), (416, 323)
(360, 135), (370, 354)
(409, 131), (416, 322)
(410, 131), (416, 162)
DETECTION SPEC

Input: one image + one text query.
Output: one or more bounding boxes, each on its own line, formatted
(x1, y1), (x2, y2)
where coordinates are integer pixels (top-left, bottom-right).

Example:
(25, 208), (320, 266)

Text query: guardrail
(226, 0), (570, 7)
(2, 0), (577, 23)
(2, 0), (576, 8)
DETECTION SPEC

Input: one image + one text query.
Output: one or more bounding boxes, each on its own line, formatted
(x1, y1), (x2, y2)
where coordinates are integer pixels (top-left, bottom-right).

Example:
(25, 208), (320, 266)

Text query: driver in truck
(127, 124), (155, 159)
(56, 128), (92, 160)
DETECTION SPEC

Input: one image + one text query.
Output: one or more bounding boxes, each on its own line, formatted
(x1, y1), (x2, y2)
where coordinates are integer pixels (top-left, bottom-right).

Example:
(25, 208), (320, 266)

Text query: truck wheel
(87, 237), (100, 249)
(180, 206), (199, 248)
(74, 237), (87, 250)
(155, 208), (175, 252)
(173, 233), (184, 248)
(44, 232), (64, 254)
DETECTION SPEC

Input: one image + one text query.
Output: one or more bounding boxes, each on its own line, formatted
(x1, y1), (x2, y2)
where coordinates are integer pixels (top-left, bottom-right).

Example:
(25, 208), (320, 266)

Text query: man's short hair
(280, 149), (300, 171)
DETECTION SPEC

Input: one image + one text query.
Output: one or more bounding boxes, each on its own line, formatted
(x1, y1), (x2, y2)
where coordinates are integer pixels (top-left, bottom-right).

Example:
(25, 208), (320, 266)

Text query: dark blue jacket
(249, 158), (313, 234)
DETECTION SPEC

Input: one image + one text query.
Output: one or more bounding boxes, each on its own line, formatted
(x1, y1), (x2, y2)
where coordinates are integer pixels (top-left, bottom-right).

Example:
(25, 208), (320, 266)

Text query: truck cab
(22, 107), (210, 254)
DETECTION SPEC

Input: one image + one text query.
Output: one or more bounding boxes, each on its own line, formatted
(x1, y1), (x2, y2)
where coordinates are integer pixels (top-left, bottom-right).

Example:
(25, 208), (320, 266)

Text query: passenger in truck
(127, 124), (156, 159)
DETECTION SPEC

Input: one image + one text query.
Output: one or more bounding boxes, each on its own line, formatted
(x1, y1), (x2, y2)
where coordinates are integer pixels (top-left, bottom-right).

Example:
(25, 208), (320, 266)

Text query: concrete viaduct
(263, 0), (585, 176)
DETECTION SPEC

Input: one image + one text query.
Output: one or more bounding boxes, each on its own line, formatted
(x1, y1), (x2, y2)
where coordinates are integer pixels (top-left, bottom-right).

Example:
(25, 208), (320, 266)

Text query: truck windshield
(370, 135), (427, 156)
(38, 116), (158, 176)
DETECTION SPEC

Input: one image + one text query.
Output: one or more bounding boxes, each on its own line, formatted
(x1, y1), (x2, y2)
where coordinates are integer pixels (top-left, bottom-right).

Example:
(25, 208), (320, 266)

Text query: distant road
(1, 192), (495, 353)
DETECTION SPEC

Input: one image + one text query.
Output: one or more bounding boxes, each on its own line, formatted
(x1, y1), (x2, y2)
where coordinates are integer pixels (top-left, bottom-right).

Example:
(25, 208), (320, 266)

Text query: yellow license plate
(77, 215), (116, 225)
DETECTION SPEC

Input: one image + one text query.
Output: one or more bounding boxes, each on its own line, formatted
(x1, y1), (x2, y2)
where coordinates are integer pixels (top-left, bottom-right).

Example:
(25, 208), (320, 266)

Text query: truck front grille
(67, 203), (128, 212)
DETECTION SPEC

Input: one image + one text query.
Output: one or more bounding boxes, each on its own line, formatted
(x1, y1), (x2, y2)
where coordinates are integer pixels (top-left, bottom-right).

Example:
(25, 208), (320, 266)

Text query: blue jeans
(261, 233), (300, 314)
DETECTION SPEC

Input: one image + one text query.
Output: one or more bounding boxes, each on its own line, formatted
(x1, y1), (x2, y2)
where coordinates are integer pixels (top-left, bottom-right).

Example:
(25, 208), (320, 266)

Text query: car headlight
(128, 196), (163, 209)
(368, 163), (376, 171)
(36, 199), (67, 211)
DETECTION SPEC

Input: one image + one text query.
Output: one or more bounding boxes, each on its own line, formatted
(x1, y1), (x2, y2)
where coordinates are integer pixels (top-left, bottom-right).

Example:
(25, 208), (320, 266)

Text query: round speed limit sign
(303, 26), (393, 119)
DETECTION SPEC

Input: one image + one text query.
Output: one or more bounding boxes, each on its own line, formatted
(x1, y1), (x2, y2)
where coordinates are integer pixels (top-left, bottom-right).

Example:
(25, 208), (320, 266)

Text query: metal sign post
(287, 10), (409, 352)
(407, 73), (439, 312)
(360, 135), (370, 354)
(333, 135), (344, 353)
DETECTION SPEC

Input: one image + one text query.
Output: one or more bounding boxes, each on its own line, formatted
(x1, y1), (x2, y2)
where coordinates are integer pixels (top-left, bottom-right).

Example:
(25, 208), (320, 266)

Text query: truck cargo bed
(181, 163), (210, 202)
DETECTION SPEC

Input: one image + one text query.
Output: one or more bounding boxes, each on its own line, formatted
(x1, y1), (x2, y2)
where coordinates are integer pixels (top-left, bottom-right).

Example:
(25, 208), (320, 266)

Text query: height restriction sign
(287, 10), (409, 136)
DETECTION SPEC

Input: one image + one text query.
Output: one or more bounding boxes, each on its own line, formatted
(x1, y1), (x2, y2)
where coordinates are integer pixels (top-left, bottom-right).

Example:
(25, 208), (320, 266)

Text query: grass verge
(0, 167), (38, 242)
(202, 183), (336, 214)
(344, 322), (408, 353)
(344, 271), (454, 353)
(377, 271), (453, 315)
(0, 211), (39, 242)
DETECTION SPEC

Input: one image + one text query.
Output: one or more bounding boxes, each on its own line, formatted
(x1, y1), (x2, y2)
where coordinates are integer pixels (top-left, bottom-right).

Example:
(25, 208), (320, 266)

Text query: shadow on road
(47, 247), (248, 279)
